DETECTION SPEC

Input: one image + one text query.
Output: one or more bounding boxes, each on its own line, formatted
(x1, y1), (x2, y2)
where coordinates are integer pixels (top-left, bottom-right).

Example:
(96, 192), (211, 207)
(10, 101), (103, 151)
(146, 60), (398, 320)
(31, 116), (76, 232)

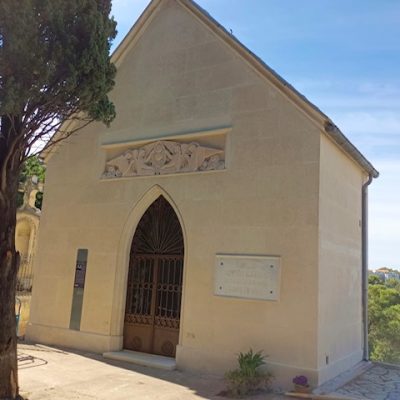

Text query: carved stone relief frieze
(102, 140), (225, 178)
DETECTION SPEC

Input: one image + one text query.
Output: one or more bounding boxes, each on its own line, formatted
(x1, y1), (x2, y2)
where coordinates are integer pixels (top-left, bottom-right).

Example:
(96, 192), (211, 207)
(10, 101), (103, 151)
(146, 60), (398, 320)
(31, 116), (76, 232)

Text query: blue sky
(111, 0), (400, 270)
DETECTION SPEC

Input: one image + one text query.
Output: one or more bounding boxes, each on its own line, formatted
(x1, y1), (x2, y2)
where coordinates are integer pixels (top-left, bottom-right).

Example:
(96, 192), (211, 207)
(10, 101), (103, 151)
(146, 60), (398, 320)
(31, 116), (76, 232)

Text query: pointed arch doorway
(123, 196), (184, 357)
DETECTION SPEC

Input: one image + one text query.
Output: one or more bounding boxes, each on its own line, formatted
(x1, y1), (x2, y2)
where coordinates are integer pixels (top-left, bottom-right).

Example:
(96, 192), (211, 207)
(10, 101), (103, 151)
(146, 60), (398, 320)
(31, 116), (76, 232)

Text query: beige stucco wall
(15, 211), (40, 336)
(317, 134), (366, 383)
(16, 212), (39, 286)
(27, 0), (365, 389)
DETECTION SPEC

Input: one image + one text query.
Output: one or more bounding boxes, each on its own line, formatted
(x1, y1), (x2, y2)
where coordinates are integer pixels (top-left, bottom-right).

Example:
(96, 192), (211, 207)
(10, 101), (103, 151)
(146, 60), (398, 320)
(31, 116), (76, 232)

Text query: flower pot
(294, 384), (311, 393)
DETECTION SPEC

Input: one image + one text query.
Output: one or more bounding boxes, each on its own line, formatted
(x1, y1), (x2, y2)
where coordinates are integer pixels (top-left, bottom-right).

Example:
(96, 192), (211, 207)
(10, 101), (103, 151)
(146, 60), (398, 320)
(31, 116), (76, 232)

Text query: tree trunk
(0, 180), (20, 399)
(0, 116), (22, 400)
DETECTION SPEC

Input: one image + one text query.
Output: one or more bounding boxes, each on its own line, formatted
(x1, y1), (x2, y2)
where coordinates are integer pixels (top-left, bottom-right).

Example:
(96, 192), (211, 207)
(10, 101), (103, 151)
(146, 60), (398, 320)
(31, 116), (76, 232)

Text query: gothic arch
(110, 185), (188, 350)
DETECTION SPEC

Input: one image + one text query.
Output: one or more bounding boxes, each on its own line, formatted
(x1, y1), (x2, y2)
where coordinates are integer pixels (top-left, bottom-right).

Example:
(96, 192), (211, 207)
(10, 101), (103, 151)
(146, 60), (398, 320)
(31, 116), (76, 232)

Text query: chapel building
(27, 0), (378, 388)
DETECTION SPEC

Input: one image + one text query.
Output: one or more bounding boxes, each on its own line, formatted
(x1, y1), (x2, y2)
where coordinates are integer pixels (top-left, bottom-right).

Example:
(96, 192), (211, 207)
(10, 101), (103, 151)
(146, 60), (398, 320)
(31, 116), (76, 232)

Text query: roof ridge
(43, 0), (379, 178)
(179, 0), (378, 178)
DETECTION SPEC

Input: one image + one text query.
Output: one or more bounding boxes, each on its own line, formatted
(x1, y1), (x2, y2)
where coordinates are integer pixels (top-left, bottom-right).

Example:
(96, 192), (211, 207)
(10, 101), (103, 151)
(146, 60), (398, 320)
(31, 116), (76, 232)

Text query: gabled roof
(111, 0), (378, 178)
(45, 0), (379, 178)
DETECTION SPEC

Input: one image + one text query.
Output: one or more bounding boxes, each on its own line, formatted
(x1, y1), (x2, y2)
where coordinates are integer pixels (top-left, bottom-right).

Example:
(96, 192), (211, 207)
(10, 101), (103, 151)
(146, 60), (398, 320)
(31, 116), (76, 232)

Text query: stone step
(103, 350), (176, 371)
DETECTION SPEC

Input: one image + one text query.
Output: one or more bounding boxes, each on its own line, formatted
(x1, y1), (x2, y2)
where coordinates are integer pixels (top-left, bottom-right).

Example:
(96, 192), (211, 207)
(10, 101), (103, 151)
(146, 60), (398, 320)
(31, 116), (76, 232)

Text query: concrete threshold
(103, 350), (176, 371)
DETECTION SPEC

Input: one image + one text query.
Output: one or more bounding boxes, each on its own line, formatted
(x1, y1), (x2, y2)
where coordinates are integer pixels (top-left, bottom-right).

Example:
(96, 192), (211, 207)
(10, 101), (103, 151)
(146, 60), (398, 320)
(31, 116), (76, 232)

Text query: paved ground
(18, 343), (286, 400)
(314, 361), (400, 400)
(335, 363), (400, 400)
(18, 343), (400, 400)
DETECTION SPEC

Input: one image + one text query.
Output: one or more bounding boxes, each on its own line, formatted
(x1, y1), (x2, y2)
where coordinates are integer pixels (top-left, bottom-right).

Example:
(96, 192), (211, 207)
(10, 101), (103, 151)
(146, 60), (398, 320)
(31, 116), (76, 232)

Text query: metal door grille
(125, 256), (154, 325)
(155, 256), (183, 329)
(131, 196), (184, 255)
(124, 196), (184, 356)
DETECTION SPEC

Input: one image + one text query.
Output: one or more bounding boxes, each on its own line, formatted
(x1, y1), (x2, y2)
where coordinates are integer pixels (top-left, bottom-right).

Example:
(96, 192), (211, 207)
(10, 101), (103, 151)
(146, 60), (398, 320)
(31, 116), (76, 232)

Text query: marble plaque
(214, 255), (281, 301)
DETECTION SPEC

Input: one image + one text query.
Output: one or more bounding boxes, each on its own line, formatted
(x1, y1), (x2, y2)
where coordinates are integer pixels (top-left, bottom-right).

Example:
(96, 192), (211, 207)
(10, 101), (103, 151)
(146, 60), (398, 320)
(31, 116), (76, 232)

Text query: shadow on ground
(18, 342), (286, 400)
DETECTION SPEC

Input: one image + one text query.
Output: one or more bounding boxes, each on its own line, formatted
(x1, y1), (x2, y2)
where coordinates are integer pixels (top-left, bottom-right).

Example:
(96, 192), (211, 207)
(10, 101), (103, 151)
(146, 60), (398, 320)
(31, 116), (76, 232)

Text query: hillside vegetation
(369, 275), (400, 363)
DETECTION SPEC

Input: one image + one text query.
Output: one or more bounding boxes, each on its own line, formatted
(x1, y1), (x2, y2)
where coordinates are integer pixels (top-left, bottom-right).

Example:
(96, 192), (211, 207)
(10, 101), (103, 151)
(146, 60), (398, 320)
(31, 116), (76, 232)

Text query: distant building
(370, 268), (400, 281)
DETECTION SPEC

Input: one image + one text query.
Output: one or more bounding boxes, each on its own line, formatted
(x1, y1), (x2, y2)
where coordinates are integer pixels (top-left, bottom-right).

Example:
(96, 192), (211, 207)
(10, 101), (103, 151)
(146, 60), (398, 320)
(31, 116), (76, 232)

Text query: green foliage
(0, 0), (117, 130)
(225, 349), (272, 397)
(20, 156), (46, 183)
(16, 156), (45, 209)
(369, 279), (400, 363)
(35, 192), (44, 210)
(386, 278), (400, 291)
(369, 275), (384, 285)
(237, 349), (265, 374)
(0, 1), (116, 398)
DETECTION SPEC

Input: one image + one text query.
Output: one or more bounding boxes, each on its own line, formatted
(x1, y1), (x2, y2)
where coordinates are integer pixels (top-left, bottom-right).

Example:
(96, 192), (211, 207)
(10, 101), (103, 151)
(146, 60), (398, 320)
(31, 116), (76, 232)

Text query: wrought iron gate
(123, 196), (184, 357)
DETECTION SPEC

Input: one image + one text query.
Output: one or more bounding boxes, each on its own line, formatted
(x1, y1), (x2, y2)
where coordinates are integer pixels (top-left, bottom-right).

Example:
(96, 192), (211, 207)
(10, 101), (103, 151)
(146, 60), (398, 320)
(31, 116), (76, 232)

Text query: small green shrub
(225, 349), (273, 397)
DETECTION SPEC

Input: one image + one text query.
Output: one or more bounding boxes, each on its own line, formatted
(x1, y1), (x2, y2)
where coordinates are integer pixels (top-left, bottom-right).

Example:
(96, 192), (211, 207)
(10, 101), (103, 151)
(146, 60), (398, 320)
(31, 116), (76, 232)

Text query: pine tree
(0, 1), (116, 397)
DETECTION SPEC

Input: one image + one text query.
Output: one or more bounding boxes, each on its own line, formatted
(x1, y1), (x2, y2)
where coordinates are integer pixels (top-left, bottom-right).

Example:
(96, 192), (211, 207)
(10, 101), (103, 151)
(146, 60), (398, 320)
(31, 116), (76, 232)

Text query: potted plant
(224, 349), (273, 397)
(292, 375), (311, 393)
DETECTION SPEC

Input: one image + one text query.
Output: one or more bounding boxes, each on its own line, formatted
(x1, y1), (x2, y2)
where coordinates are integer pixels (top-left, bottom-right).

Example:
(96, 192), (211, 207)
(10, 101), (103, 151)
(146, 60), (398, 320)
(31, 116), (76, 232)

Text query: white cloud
(333, 111), (400, 135)
(298, 80), (400, 111)
(293, 78), (400, 158)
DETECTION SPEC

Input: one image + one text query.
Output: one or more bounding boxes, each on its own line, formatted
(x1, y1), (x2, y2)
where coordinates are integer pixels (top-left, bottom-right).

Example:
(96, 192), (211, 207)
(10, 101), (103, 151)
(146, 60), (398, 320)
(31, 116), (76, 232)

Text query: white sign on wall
(214, 255), (281, 301)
